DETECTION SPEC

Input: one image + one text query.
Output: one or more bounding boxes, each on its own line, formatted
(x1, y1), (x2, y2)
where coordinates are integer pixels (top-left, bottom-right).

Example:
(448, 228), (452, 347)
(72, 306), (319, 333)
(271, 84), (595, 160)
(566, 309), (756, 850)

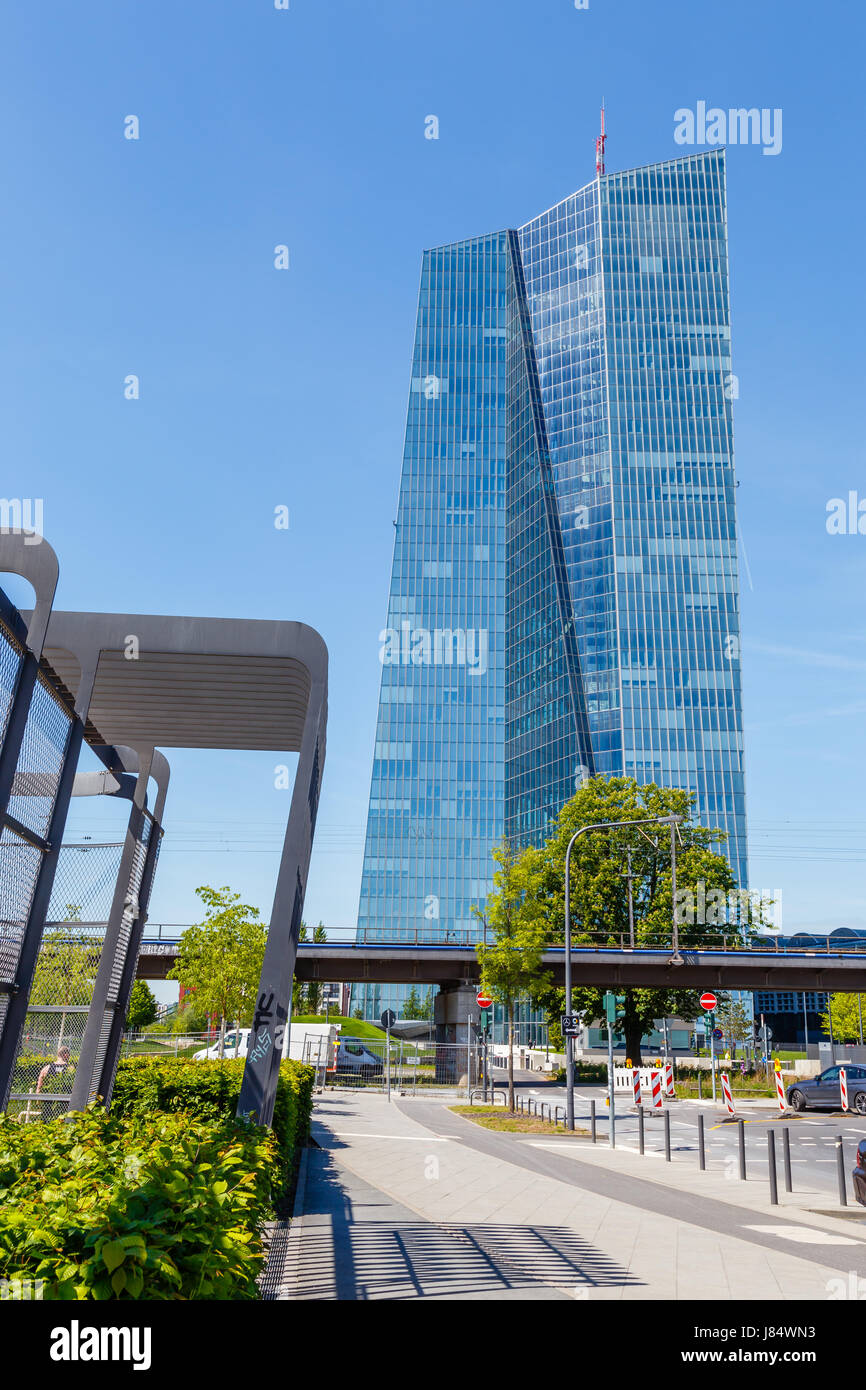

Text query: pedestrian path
(278, 1091), (860, 1300)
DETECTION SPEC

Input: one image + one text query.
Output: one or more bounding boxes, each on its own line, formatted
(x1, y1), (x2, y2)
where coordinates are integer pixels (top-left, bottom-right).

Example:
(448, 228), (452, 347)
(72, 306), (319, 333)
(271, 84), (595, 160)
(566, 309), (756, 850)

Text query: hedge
(0, 1106), (280, 1299)
(0, 1057), (315, 1299)
(110, 1057), (315, 1197)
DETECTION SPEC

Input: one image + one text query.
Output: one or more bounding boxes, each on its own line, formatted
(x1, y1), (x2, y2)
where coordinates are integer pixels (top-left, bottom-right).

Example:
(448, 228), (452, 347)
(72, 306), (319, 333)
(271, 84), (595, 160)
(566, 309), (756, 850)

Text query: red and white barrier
(841, 1067), (849, 1113)
(774, 1065), (786, 1113)
(650, 1069), (663, 1110)
(721, 1071), (735, 1116)
(664, 1061), (675, 1098)
(632, 1068), (642, 1107)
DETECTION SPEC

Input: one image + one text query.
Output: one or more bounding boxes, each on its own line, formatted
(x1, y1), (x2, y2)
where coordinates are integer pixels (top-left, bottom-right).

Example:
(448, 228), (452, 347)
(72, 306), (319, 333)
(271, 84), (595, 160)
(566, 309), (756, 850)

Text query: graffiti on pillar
(253, 991), (274, 1032)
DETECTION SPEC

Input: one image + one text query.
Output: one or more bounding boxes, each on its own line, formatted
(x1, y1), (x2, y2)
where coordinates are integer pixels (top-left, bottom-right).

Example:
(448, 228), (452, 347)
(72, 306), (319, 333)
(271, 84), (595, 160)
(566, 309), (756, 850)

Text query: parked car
(787, 1064), (866, 1113)
(853, 1141), (866, 1206)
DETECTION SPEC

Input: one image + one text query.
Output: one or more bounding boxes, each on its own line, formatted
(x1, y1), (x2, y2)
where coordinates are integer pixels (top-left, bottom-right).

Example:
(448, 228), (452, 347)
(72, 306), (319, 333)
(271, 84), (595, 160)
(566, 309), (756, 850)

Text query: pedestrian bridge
(133, 926), (866, 992)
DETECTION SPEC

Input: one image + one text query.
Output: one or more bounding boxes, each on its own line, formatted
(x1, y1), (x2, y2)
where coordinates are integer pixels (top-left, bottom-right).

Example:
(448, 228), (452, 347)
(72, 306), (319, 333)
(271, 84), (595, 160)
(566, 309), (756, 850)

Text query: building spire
(595, 102), (606, 177)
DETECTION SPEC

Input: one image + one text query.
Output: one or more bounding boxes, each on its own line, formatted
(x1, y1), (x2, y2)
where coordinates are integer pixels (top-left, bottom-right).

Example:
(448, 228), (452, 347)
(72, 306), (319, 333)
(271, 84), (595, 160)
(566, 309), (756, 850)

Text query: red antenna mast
(595, 103), (606, 177)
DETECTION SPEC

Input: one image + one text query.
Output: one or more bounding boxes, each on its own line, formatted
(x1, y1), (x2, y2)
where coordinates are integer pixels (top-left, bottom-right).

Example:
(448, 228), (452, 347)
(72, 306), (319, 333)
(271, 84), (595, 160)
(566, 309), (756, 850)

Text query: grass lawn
(450, 1105), (590, 1137)
(293, 1015), (389, 1041)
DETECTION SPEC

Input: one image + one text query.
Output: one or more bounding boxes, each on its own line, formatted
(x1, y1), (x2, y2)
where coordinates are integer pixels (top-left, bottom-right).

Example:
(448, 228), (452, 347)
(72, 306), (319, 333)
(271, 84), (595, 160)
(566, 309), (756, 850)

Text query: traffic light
(603, 992), (626, 1031)
(478, 1009), (492, 1032)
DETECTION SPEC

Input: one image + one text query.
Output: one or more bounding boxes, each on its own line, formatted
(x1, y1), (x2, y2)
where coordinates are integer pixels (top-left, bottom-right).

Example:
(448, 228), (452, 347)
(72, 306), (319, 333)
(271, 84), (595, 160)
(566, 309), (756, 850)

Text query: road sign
(700, 992), (718, 1011)
(712, 1027), (723, 1041)
(380, 1009), (397, 1030)
(476, 992), (493, 1009)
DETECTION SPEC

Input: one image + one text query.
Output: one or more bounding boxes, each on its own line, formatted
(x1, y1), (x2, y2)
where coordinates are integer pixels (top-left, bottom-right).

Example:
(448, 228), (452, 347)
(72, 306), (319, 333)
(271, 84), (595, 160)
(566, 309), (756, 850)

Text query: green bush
(110, 1057), (314, 1197)
(0, 1106), (280, 1299)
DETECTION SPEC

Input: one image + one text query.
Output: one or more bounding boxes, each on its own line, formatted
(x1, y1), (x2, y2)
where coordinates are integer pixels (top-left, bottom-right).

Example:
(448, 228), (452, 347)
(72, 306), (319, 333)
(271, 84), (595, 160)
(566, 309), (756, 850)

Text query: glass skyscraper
(355, 149), (746, 1016)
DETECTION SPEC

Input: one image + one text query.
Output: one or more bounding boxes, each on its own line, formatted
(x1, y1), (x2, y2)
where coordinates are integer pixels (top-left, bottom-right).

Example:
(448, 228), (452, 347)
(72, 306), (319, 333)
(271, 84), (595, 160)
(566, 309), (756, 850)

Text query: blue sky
(1, 0), (864, 948)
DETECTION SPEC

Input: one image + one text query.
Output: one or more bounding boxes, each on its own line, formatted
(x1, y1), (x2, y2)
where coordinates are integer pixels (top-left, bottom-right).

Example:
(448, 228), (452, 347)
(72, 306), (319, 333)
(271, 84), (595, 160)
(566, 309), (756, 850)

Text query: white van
(192, 1022), (338, 1064)
(335, 1040), (384, 1077)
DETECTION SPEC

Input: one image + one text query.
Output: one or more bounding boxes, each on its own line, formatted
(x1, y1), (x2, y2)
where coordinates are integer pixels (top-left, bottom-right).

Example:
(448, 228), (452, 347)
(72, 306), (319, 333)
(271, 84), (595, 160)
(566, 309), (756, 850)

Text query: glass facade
(354, 150), (747, 1017)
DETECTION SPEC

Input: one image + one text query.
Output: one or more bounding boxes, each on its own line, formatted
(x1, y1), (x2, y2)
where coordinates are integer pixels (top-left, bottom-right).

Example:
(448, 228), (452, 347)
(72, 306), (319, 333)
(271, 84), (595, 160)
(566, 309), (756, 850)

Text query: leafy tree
(126, 980), (158, 1031)
(476, 840), (549, 1112)
(169, 886), (266, 1057)
(716, 994), (753, 1050)
(402, 986), (423, 1020)
(303, 923), (328, 1015)
(821, 993), (866, 1044)
(514, 776), (768, 1065)
(292, 923), (308, 1016)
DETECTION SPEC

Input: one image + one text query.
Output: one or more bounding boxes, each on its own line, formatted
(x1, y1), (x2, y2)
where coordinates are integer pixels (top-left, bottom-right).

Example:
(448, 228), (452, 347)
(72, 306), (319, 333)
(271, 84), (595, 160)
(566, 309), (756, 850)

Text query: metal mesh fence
(8, 843), (124, 1119)
(324, 1037), (483, 1092)
(0, 619), (23, 749)
(6, 675), (71, 839)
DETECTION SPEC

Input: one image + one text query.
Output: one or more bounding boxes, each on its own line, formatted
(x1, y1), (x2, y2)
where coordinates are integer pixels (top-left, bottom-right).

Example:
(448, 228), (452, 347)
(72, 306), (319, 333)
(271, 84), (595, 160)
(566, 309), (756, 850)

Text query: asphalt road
(490, 1069), (866, 1202)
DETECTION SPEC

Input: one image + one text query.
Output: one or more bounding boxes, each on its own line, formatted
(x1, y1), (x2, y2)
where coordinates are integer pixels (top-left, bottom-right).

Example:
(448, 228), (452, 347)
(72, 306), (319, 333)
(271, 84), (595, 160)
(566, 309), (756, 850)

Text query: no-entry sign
(476, 992), (493, 1009)
(700, 992), (718, 1011)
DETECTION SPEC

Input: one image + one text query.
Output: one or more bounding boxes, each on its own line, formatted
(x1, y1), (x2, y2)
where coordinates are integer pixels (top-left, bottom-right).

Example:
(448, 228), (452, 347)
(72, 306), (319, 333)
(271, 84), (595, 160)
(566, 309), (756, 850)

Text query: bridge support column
(434, 981), (479, 1085)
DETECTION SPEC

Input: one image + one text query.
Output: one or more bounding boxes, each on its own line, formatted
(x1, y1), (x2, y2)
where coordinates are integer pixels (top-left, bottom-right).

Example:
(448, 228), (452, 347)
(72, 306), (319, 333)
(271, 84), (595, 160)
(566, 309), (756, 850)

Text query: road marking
(743, 1224), (858, 1246)
(324, 1131), (450, 1142)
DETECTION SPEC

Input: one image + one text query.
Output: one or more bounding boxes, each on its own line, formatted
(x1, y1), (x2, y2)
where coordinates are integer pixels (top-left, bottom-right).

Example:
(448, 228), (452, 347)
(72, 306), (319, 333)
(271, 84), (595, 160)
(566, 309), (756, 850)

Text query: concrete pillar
(434, 981), (479, 1086)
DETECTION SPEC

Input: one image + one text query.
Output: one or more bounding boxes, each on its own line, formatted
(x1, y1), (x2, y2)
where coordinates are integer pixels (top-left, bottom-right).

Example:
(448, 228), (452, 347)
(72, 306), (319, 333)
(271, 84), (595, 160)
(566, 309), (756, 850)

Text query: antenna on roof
(595, 102), (606, 178)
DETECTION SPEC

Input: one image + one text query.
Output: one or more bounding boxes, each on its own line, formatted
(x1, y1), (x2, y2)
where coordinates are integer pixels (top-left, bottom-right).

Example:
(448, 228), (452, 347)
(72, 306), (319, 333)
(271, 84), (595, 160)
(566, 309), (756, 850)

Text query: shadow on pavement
(290, 1146), (643, 1300)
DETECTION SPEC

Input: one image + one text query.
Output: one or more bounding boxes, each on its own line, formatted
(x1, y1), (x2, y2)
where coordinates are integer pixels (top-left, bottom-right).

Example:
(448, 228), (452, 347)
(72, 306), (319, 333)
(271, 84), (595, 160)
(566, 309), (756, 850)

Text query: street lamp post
(563, 812), (682, 1131)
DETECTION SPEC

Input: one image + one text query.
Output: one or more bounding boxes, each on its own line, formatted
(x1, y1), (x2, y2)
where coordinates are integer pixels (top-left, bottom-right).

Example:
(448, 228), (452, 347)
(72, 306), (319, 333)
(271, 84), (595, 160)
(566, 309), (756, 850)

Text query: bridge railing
(133, 924), (866, 957)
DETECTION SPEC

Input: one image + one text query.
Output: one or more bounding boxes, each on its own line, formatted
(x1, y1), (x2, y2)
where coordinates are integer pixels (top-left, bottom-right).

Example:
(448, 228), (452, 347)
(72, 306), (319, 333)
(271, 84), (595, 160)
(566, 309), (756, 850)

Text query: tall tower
(355, 149), (747, 1017)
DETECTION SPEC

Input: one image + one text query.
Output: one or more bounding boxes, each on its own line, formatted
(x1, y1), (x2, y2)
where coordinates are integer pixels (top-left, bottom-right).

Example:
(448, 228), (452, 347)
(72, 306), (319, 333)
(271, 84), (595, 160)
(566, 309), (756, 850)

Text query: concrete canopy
(39, 611), (322, 751)
(34, 607), (328, 1127)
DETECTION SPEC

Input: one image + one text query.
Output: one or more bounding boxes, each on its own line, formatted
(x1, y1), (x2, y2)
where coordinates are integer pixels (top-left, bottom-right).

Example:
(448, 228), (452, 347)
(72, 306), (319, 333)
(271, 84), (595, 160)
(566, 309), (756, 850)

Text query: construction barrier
(632, 1068), (642, 1106)
(650, 1070), (663, 1110)
(721, 1071), (735, 1116)
(774, 1060), (786, 1113)
(664, 1061), (676, 1098)
(841, 1067), (849, 1113)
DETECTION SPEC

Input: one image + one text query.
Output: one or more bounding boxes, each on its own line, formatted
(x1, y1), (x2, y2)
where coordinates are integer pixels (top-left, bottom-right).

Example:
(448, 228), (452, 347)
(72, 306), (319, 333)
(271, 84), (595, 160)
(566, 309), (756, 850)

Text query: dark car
(854, 1141), (866, 1207)
(787, 1064), (866, 1114)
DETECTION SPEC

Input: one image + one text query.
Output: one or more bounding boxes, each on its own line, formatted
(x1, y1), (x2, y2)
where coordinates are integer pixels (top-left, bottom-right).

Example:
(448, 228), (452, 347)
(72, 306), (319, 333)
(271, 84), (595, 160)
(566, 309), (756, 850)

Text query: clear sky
(1, 0), (864, 945)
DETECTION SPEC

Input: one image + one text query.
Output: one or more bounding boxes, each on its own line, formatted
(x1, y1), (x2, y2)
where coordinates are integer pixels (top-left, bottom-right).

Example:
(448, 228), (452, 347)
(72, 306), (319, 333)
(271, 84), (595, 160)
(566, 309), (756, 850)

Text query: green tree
(169, 886), (266, 1057)
(402, 986), (423, 1020)
(476, 840), (549, 1112)
(716, 994), (753, 1051)
(515, 776), (768, 1064)
(126, 980), (158, 1031)
(820, 993), (866, 1044)
(303, 923), (328, 1015)
(292, 923), (308, 1016)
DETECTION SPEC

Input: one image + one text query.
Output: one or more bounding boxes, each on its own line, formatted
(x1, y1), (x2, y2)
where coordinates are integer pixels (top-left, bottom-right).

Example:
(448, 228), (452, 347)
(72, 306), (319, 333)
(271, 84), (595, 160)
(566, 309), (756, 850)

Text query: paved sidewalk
(289, 1092), (864, 1301)
(280, 1143), (575, 1299)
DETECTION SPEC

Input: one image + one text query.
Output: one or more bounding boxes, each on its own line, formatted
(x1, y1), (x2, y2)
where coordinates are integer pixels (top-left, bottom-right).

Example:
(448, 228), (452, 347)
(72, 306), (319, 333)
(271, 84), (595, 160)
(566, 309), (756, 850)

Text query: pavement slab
(283, 1091), (865, 1301)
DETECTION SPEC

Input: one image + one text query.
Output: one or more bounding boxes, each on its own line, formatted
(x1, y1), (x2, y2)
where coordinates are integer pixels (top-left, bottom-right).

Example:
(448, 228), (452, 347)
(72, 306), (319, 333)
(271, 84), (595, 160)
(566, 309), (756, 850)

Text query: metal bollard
(698, 1070), (703, 1101)
(591, 1099), (597, 1143)
(698, 1111), (706, 1170)
(664, 1109), (671, 1162)
(768, 1131), (778, 1205)
(738, 1119), (746, 1180)
(783, 1128), (793, 1193)
(836, 1136), (848, 1207)
(638, 1106), (645, 1155)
